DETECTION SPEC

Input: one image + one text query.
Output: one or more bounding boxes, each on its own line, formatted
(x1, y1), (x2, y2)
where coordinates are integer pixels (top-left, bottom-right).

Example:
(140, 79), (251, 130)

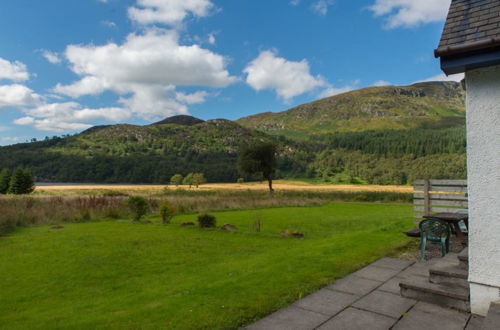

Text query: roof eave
(435, 37), (500, 58)
(440, 47), (500, 75)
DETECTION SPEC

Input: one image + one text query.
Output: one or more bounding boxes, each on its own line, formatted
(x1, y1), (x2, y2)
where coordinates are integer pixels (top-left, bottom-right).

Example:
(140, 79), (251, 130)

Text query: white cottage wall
(466, 64), (500, 316)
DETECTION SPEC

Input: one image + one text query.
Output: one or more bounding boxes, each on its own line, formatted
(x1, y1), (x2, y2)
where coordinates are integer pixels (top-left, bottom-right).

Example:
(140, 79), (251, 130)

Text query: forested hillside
(0, 82), (467, 185)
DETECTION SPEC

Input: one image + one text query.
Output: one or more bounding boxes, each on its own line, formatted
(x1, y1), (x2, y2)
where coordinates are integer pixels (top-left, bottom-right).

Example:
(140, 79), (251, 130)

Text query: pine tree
(7, 168), (35, 195)
(0, 168), (11, 194)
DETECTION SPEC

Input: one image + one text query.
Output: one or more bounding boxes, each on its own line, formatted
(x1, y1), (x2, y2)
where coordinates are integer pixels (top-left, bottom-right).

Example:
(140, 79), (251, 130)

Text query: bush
(197, 213), (216, 228)
(127, 196), (149, 222)
(237, 178), (244, 184)
(159, 202), (175, 224)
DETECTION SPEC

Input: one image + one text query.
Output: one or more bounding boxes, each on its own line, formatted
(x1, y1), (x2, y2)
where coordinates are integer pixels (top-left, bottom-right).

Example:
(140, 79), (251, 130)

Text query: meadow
(0, 184), (414, 329)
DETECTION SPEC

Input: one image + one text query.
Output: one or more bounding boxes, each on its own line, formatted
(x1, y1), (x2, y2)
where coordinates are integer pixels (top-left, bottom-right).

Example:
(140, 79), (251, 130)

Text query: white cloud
(102, 20), (117, 28)
(0, 57), (29, 82)
(311, 0), (334, 16)
(0, 136), (24, 145)
(128, 0), (214, 26)
(118, 85), (188, 120)
(41, 50), (62, 64)
(54, 29), (236, 120)
(369, 0), (451, 28)
(413, 72), (464, 84)
(289, 0), (301, 6)
(175, 91), (208, 104)
(14, 101), (131, 132)
(373, 80), (392, 86)
(208, 33), (216, 45)
(0, 84), (40, 108)
(317, 85), (355, 99)
(244, 50), (326, 102)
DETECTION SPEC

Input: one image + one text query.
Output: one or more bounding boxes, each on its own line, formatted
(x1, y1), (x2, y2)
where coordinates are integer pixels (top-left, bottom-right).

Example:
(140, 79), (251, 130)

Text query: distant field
(0, 202), (413, 330)
(36, 180), (413, 194)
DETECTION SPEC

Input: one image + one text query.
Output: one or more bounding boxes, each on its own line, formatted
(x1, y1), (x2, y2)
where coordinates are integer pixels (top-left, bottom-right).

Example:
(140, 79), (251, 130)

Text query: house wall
(466, 64), (500, 316)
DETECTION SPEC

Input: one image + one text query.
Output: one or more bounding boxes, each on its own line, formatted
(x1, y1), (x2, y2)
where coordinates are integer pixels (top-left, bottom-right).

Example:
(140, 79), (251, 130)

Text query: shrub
(237, 178), (244, 184)
(197, 213), (216, 228)
(127, 196), (149, 222)
(159, 202), (175, 224)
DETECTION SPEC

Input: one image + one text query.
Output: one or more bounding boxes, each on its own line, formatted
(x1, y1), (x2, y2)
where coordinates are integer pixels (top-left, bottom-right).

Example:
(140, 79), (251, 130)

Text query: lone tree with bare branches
(238, 142), (277, 193)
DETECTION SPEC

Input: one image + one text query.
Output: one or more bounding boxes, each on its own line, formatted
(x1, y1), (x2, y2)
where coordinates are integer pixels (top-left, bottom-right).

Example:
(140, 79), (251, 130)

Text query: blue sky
(0, 0), (462, 144)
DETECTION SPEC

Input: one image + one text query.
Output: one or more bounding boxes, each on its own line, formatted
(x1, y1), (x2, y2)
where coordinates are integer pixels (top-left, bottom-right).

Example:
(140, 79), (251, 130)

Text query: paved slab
(352, 289), (416, 319)
(244, 305), (330, 330)
(316, 307), (397, 330)
(245, 255), (472, 330)
(352, 264), (401, 282)
(370, 257), (414, 271)
(398, 261), (432, 277)
(293, 289), (358, 316)
(464, 314), (484, 330)
(392, 302), (469, 330)
(378, 274), (426, 295)
(326, 274), (382, 296)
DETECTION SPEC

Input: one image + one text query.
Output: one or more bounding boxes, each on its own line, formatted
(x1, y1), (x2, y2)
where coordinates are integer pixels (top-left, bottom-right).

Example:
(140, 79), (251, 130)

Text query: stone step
(429, 265), (469, 289)
(458, 248), (468, 269)
(482, 300), (500, 330)
(400, 278), (470, 312)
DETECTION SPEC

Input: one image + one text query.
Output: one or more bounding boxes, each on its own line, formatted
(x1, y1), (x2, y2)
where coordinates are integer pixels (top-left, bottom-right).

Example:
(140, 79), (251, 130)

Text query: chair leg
(420, 236), (427, 260)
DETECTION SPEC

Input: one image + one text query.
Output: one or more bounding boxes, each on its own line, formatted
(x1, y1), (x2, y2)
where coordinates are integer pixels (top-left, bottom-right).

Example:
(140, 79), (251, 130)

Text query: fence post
(423, 179), (430, 216)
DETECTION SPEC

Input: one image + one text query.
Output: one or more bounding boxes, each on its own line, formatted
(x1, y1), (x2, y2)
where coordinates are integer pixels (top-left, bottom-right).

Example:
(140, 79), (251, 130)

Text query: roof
(435, 0), (500, 58)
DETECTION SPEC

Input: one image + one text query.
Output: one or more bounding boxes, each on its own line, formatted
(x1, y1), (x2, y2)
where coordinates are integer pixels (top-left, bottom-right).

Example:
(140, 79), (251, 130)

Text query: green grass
(0, 202), (413, 329)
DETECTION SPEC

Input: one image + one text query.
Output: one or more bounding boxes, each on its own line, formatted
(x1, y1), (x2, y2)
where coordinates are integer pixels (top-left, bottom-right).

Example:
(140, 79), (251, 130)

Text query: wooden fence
(413, 179), (468, 220)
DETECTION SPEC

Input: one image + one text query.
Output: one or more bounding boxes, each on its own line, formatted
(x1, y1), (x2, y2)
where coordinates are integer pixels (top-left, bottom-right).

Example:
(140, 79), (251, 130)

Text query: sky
(0, 0), (463, 145)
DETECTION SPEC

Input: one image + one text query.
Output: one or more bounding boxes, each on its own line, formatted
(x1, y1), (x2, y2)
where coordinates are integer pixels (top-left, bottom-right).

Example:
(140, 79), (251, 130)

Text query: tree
(238, 142), (277, 192)
(170, 174), (183, 186)
(192, 173), (207, 188)
(183, 173), (194, 188)
(8, 168), (35, 195)
(0, 168), (11, 194)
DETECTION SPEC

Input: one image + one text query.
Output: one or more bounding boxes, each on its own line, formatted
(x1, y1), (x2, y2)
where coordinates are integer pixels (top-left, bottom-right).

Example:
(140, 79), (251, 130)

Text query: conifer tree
(0, 168), (11, 194)
(8, 168), (35, 195)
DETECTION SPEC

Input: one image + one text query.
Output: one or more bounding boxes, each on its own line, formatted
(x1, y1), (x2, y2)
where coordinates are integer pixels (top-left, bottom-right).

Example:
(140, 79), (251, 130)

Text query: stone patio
(244, 254), (480, 330)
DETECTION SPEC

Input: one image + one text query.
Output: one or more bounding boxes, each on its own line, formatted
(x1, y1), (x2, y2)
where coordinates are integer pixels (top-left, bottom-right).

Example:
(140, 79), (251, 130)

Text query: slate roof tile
(435, 0), (500, 57)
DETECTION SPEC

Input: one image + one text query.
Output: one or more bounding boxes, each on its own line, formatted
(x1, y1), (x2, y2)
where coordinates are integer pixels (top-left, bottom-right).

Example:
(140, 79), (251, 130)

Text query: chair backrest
(419, 218), (450, 240)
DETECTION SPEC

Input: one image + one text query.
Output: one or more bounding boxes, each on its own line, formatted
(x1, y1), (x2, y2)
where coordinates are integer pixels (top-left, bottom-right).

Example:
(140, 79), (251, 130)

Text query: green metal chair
(419, 218), (451, 259)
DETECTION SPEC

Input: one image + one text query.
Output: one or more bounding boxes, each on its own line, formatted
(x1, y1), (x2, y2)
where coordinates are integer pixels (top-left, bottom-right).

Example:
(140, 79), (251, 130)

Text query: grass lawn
(0, 202), (413, 330)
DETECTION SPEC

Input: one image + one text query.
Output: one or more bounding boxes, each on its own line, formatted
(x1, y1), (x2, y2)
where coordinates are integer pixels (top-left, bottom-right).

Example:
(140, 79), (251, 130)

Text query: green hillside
(0, 119), (282, 183)
(237, 82), (465, 138)
(0, 82), (466, 185)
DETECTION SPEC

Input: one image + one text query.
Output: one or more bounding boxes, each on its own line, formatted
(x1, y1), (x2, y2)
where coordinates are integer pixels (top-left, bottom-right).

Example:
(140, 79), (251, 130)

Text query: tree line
(0, 127), (467, 186)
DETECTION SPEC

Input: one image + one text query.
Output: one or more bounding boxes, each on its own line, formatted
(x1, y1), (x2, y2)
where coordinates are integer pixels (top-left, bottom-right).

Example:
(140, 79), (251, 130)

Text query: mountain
(0, 81), (466, 185)
(237, 82), (465, 138)
(150, 115), (205, 126)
